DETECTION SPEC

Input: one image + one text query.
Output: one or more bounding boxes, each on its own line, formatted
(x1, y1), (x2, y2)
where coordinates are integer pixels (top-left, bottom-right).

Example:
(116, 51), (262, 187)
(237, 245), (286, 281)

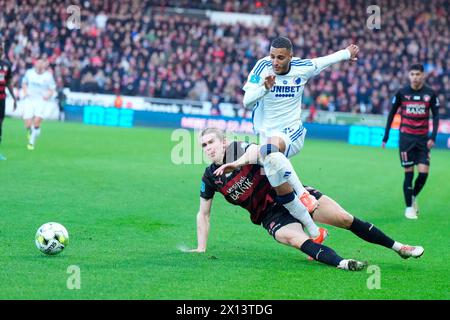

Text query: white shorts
(259, 125), (307, 158)
(22, 98), (51, 120)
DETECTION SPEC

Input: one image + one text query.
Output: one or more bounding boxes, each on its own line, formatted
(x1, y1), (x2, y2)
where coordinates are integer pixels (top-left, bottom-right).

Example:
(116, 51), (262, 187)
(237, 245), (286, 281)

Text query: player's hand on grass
(264, 75), (276, 91)
(187, 248), (206, 253)
(214, 161), (239, 176)
(427, 139), (435, 149)
(346, 44), (359, 62)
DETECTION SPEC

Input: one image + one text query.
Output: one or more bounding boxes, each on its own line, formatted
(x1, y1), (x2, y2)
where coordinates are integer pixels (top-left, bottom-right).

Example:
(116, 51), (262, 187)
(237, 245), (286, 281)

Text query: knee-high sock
(30, 126), (41, 145)
(403, 172), (414, 207)
(300, 240), (343, 266)
(349, 217), (395, 249)
(413, 173), (428, 197)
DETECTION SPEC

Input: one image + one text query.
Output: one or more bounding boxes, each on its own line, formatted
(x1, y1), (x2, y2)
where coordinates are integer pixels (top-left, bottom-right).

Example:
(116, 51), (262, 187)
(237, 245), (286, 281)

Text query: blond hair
(199, 127), (225, 141)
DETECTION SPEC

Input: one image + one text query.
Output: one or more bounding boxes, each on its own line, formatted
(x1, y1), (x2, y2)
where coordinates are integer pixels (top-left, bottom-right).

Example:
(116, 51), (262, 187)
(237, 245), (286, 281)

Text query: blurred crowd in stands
(0, 0), (448, 118)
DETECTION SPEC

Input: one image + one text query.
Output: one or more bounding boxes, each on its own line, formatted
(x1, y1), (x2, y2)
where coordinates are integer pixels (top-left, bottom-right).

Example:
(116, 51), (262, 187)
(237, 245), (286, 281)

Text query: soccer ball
(35, 222), (69, 255)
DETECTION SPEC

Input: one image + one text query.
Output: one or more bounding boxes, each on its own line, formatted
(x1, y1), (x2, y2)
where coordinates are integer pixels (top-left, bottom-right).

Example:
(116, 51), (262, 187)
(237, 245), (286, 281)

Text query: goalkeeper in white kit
(239, 36), (359, 242)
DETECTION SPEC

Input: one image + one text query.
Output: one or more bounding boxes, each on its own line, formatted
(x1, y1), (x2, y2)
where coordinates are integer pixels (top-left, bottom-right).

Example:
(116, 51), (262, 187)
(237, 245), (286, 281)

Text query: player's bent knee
(275, 226), (308, 248)
(339, 212), (354, 229)
(260, 144), (279, 158)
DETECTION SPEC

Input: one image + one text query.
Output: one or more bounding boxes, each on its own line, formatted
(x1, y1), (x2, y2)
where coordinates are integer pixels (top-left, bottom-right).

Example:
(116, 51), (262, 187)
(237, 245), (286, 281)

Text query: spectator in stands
(0, 0), (447, 119)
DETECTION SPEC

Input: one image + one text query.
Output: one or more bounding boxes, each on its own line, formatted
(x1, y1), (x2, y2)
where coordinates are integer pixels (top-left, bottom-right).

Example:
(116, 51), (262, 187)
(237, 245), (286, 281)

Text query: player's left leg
(412, 140), (431, 214)
(29, 116), (43, 149)
(273, 222), (366, 271)
(312, 195), (424, 259)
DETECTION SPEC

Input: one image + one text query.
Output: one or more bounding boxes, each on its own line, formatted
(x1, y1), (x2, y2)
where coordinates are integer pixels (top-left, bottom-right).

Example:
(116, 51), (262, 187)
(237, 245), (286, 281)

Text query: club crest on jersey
(249, 74), (260, 84)
(423, 95), (430, 102)
(294, 77), (302, 85)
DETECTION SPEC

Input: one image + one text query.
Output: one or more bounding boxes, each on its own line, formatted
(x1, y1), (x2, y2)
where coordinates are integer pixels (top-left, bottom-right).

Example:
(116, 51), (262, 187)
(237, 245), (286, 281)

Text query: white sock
(392, 241), (404, 252)
(283, 198), (319, 238)
(337, 259), (349, 269)
(30, 127), (41, 145)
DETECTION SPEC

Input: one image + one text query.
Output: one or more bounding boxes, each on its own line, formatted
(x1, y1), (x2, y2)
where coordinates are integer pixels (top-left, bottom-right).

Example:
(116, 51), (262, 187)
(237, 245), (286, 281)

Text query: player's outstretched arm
(310, 44), (358, 77)
(213, 144), (260, 176)
(188, 197), (212, 253)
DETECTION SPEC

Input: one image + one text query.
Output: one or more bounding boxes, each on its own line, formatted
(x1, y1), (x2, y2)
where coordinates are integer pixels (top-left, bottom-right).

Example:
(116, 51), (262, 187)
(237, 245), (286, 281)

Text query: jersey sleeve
(242, 60), (271, 109)
(200, 169), (216, 200)
(296, 59), (318, 81)
(305, 49), (351, 81)
(242, 58), (271, 91)
(429, 93), (440, 141)
(383, 91), (402, 142)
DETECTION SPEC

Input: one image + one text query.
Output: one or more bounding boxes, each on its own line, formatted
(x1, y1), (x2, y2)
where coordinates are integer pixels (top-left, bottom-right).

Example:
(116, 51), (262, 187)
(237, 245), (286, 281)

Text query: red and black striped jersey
(0, 59), (12, 100)
(383, 85), (440, 142)
(200, 141), (277, 225)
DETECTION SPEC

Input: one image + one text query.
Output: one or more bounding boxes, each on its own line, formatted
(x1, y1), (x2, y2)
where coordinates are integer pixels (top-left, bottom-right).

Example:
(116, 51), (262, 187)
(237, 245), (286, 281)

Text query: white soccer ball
(35, 222), (69, 255)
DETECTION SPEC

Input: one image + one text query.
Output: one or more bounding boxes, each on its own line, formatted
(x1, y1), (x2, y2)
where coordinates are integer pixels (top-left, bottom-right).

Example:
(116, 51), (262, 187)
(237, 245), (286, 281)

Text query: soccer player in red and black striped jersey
(187, 128), (424, 270)
(382, 64), (440, 219)
(0, 41), (18, 154)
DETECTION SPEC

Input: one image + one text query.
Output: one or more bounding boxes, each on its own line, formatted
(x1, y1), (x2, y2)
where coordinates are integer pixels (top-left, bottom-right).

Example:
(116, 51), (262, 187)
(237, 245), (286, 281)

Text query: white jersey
(22, 68), (56, 99)
(243, 50), (350, 134)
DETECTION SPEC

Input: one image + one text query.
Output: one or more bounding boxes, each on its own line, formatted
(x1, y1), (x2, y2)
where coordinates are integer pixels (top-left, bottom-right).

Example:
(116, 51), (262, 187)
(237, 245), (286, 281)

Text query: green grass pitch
(0, 118), (449, 299)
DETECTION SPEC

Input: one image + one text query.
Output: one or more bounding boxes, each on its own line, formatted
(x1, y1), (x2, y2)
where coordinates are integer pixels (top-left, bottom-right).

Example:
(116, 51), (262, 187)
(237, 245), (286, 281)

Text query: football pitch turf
(0, 119), (448, 300)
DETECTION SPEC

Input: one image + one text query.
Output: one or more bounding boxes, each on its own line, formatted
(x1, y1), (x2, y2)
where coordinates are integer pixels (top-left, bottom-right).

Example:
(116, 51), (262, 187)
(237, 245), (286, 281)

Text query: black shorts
(399, 133), (430, 167)
(261, 186), (323, 238)
(0, 99), (5, 120)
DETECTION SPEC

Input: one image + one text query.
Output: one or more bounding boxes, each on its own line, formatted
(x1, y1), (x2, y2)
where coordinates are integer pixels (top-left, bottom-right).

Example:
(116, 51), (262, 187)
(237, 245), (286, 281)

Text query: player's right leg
(272, 222), (366, 271)
(262, 146), (321, 239)
(22, 98), (35, 149)
(259, 131), (320, 236)
(273, 182), (327, 244)
(399, 134), (418, 219)
(403, 166), (417, 219)
(29, 116), (43, 148)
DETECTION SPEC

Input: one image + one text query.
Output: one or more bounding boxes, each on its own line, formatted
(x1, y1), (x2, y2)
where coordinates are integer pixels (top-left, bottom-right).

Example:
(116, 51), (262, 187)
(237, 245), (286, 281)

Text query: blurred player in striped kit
(382, 64), (440, 219)
(21, 58), (56, 150)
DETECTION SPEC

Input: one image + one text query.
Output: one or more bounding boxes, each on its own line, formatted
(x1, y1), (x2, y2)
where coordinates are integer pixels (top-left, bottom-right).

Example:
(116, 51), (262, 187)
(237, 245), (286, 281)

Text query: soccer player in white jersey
(236, 37), (359, 241)
(21, 58), (56, 150)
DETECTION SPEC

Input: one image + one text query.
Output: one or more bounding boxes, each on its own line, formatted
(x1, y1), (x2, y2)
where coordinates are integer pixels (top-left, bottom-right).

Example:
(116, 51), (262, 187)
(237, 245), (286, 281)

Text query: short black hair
(409, 63), (424, 72)
(271, 36), (293, 52)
